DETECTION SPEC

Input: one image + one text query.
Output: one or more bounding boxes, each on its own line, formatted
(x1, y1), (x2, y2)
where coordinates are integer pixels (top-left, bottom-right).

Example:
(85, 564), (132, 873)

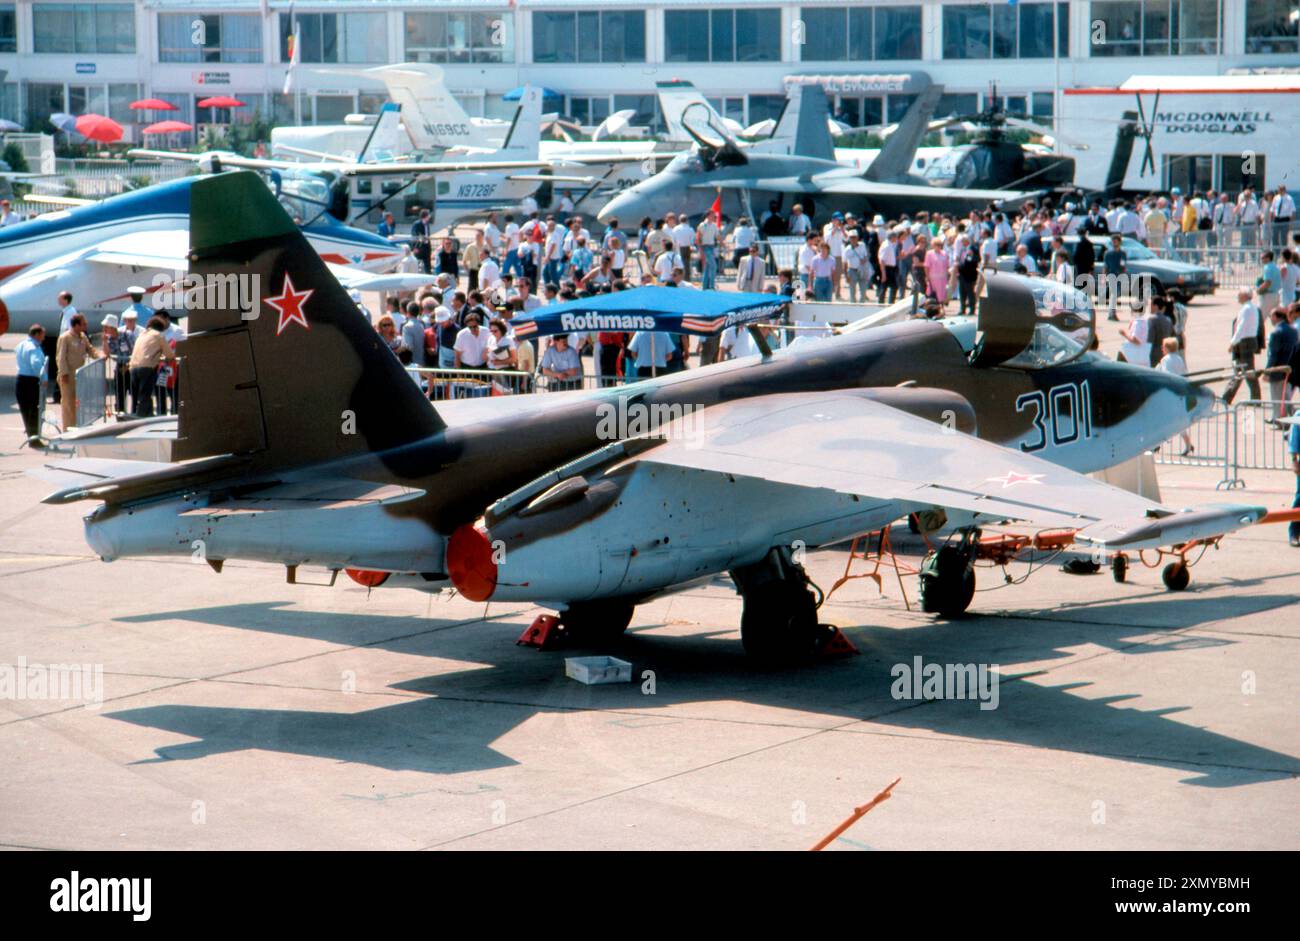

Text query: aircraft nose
(598, 189), (642, 224)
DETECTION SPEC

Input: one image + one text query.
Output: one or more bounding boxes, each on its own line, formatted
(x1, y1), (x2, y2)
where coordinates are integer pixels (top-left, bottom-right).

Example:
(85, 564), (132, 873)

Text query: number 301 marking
(1016, 380), (1093, 452)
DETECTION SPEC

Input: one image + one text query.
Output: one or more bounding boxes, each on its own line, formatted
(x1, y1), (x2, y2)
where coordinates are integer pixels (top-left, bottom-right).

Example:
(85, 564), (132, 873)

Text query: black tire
(1162, 562), (1190, 591)
(919, 546), (976, 617)
(561, 600), (635, 643)
(1111, 554), (1128, 583)
(740, 582), (820, 664)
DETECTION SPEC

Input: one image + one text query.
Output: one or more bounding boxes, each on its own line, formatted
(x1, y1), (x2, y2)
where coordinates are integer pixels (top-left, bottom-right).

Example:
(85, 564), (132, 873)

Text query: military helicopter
(919, 84), (1083, 194)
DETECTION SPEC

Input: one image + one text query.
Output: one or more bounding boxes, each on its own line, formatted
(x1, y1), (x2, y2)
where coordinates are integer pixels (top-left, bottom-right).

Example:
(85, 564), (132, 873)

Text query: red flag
(709, 191), (722, 225)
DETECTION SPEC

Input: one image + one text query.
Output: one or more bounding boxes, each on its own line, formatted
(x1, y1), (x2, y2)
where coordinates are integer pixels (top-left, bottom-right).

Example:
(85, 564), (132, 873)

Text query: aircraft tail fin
(369, 63), (497, 151)
(790, 84), (835, 162)
(1101, 110), (1140, 198)
(357, 102), (405, 163)
(496, 85), (543, 160)
(865, 84), (943, 182)
(657, 80), (716, 143)
(173, 171), (444, 468)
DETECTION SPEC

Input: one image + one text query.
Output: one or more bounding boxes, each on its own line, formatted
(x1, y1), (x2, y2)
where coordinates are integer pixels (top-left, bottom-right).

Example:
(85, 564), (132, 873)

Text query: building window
(0, 5), (15, 54)
(943, 3), (1067, 59)
(33, 3), (136, 54)
(799, 6), (922, 61)
(568, 96), (611, 125)
(405, 11), (514, 64)
(279, 12), (387, 64)
(532, 11), (645, 63)
(1089, 0), (1220, 56)
(159, 14), (262, 64)
(1246, 0), (1300, 53)
(664, 8), (780, 62)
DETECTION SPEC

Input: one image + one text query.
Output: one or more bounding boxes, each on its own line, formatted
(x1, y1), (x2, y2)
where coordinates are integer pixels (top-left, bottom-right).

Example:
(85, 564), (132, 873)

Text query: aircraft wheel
(740, 582), (821, 664)
(1111, 554), (1128, 583)
(919, 544), (976, 617)
(1162, 561), (1190, 591)
(561, 600), (635, 643)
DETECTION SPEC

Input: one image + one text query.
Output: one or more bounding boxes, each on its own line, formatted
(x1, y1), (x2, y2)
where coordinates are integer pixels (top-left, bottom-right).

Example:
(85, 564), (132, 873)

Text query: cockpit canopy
(972, 273), (1094, 370)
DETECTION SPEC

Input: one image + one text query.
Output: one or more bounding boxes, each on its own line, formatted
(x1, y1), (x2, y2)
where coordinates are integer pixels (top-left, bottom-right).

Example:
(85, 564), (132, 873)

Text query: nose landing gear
(918, 529), (979, 617)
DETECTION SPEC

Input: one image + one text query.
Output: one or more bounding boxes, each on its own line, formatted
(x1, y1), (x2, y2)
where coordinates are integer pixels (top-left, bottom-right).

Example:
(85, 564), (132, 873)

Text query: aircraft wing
(631, 390), (1264, 549)
(327, 267), (435, 293)
(809, 173), (1039, 204)
(128, 148), (549, 176)
(84, 229), (190, 270)
(689, 175), (1038, 205)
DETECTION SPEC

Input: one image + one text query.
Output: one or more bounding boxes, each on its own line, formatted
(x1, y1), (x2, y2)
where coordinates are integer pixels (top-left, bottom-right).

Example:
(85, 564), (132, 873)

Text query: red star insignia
(986, 471), (1045, 488)
(266, 272), (313, 336)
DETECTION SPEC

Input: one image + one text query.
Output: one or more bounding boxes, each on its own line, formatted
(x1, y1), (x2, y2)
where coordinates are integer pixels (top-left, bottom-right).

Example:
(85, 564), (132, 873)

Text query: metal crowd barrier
(74, 357), (109, 428)
(1153, 397), (1295, 488)
(405, 366), (629, 398)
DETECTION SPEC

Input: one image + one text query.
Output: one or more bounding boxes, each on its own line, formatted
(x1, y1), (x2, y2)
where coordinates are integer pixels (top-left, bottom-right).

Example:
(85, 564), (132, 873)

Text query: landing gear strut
(919, 529), (978, 617)
(732, 547), (827, 664)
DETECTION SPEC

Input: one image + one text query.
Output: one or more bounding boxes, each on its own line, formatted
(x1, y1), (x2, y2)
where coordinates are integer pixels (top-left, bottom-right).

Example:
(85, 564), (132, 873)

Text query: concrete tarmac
(0, 287), (1296, 850)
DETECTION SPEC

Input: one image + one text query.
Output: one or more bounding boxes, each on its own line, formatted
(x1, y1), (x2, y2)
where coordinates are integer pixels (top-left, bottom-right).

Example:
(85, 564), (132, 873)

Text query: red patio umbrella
(142, 120), (193, 134)
(130, 98), (177, 112)
(74, 113), (124, 143)
(196, 96), (247, 109)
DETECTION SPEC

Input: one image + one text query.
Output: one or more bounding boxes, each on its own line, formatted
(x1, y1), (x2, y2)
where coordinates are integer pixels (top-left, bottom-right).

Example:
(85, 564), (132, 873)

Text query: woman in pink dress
(924, 239), (951, 305)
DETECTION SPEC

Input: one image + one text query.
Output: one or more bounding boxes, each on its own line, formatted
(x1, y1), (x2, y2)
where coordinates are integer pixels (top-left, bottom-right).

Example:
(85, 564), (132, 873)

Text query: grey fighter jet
(597, 84), (1043, 226)
(33, 172), (1264, 662)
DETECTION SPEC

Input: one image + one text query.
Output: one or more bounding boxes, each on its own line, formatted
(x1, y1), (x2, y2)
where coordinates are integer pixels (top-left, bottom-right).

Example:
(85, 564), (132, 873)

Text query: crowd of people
(13, 286), (186, 447)
(12, 187), (1300, 451)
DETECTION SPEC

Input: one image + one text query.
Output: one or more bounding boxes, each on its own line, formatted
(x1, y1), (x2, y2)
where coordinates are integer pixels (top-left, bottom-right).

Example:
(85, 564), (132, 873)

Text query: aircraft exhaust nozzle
(446, 524), (498, 602)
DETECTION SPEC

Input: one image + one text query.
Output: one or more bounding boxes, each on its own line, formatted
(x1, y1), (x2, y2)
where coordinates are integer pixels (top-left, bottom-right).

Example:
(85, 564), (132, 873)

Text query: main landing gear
(918, 529), (978, 617)
(731, 547), (830, 664)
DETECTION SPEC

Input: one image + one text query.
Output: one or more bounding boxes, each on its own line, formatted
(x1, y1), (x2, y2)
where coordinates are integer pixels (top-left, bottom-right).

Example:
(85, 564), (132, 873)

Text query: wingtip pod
(189, 170), (297, 258)
(1074, 504), (1267, 551)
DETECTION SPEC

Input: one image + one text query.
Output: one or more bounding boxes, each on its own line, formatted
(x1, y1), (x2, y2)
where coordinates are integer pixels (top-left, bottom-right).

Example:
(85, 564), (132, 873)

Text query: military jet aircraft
(33, 171), (1266, 663)
(0, 173), (426, 337)
(597, 84), (1043, 226)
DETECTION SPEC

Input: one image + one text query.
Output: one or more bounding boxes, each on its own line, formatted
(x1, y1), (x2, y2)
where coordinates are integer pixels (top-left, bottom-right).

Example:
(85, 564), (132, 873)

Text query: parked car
(996, 236), (1217, 299)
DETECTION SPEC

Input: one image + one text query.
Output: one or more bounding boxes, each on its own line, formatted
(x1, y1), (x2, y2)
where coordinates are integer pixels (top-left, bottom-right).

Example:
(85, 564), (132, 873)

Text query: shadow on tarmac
(105, 594), (1300, 787)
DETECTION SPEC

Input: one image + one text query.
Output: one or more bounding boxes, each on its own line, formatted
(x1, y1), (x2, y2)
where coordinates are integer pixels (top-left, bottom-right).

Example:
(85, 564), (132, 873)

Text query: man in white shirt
(453, 312), (490, 368)
(696, 214), (720, 290)
(1223, 289), (1262, 403)
(502, 215), (523, 276)
(842, 232), (871, 303)
(731, 216), (757, 268)
(671, 213), (696, 280)
(796, 234), (820, 290)
(542, 221), (565, 284)
(653, 247), (682, 283)
(0, 199), (19, 226)
(483, 213), (502, 253)
(479, 252), (502, 293)
(787, 204), (812, 236)
(1271, 184), (1296, 249)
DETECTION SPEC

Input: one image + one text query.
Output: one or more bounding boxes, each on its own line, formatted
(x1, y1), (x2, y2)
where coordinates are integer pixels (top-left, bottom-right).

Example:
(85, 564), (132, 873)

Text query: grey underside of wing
(635, 391), (1162, 530)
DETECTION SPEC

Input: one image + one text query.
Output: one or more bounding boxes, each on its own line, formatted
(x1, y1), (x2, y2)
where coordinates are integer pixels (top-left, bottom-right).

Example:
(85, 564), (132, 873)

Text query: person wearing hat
(99, 314), (131, 415)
